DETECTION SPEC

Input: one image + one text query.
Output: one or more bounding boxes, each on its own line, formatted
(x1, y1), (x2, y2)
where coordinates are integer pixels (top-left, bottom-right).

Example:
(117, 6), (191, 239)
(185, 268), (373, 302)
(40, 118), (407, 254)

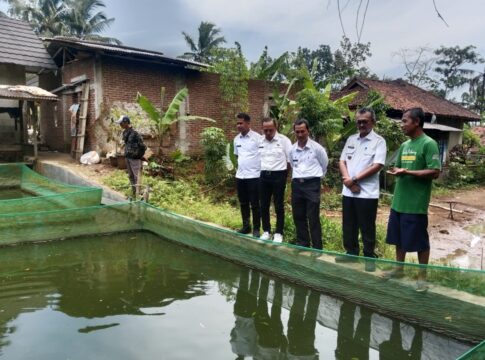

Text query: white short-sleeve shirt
(234, 129), (262, 179)
(340, 130), (387, 199)
(290, 139), (328, 179)
(259, 132), (292, 171)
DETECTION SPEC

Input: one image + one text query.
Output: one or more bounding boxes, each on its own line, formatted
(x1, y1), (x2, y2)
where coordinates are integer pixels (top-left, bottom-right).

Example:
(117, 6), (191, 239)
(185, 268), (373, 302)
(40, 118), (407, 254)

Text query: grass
(102, 169), (398, 259)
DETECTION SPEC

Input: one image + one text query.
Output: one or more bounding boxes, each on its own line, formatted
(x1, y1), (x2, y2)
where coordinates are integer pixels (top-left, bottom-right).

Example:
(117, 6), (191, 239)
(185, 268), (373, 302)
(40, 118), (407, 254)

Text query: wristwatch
(351, 176), (358, 184)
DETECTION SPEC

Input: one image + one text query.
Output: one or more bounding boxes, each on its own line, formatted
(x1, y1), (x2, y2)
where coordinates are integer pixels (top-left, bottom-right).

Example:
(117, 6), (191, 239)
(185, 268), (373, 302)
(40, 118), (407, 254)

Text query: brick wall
(50, 54), (280, 156)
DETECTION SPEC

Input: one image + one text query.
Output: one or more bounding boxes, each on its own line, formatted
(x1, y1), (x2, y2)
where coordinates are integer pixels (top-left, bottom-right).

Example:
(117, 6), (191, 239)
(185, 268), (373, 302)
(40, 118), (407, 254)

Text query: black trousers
(236, 178), (261, 231)
(291, 178), (322, 249)
(260, 170), (288, 234)
(342, 196), (378, 257)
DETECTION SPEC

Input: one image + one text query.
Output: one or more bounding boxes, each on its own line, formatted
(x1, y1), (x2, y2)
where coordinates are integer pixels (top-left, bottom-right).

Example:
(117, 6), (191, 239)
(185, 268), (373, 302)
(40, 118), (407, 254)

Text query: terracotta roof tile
(333, 77), (480, 121)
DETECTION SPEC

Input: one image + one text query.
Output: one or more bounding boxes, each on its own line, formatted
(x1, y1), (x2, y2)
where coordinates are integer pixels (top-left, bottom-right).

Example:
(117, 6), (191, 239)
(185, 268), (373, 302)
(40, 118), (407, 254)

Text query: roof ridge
(397, 79), (480, 117)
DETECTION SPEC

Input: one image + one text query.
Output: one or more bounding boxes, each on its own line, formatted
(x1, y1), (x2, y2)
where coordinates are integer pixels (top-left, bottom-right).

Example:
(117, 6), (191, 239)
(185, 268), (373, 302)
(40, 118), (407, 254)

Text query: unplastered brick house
(42, 37), (278, 156)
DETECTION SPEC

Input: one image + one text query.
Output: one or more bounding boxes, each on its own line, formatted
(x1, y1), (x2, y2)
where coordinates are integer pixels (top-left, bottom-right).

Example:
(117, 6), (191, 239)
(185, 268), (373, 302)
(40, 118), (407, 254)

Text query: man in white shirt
(234, 113), (263, 237)
(259, 118), (292, 243)
(338, 108), (387, 269)
(290, 118), (328, 250)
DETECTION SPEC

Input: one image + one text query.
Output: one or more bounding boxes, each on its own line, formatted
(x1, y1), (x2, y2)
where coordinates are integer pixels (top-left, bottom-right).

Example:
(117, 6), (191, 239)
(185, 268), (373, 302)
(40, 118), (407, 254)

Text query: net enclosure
(0, 200), (483, 347)
(0, 163), (102, 214)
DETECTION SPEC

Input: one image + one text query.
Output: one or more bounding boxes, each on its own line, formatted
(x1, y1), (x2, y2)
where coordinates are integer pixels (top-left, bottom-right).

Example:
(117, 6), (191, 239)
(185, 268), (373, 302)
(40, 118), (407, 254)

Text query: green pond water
(0, 232), (473, 360)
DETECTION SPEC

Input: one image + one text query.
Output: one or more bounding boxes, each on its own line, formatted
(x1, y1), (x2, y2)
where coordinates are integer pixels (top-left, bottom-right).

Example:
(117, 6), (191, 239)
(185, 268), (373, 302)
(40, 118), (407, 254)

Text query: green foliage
(374, 118), (407, 154)
(210, 44), (249, 123)
(330, 36), (373, 86)
(463, 126), (481, 148)
(7, 0), (120, 43)
(434, 45), (484, 98)
(102, 170), (241, 229)
(180, 21), (226, 63)
(443, 145), (485, 187)
(249, 46), (288, 81)
(200, 127), (229, 184)
(296, 84), (355, 151)
(170, 149), (190, 163)
(137, 87), (215, 154)
(269, 79), (298, 135)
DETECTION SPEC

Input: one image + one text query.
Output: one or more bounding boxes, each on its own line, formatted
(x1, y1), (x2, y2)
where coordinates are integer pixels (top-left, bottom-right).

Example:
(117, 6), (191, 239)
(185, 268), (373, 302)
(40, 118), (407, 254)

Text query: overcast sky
(2, 0), (485, 79)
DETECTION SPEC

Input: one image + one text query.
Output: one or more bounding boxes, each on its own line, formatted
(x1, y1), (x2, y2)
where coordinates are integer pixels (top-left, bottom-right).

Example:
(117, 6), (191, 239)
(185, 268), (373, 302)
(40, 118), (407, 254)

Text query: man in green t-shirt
(386, 108), (441, 289)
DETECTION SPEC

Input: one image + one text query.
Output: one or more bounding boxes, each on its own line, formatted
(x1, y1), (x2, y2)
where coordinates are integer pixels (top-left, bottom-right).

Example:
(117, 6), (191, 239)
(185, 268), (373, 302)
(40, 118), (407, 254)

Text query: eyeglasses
(357, 120), (370, 125)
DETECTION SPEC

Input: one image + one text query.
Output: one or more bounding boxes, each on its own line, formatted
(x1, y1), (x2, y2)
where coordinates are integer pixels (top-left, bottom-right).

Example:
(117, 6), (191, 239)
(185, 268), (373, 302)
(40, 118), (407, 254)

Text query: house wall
(0, 64), (25, 144)
(448, 131), (462, 153)
(42, 57), (97, 152)
(39, 71), (61, 149)
(44, 54), (281, 156)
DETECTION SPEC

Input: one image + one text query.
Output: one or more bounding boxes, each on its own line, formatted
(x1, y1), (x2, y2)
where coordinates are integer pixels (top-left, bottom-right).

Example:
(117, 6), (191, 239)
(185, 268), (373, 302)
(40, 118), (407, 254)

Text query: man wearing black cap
(116, 115), (146, 196)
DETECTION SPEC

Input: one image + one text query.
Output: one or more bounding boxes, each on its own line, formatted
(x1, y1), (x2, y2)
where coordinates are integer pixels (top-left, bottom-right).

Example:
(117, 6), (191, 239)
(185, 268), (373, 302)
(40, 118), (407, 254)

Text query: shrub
(200, 127), (229, 185)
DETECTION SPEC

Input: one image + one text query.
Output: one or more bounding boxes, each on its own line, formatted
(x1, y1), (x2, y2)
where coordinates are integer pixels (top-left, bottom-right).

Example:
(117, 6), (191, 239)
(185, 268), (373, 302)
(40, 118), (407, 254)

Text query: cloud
(3, 0), (485, 80)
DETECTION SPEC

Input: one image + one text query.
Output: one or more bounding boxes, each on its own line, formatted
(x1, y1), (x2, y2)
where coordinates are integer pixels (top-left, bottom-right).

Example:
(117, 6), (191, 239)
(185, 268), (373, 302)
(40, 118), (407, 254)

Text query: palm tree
(5, 0), (120, 43)
(64, 0), (119, 44)
(7, 0), (67, 36)
(181, 21), (226, 63)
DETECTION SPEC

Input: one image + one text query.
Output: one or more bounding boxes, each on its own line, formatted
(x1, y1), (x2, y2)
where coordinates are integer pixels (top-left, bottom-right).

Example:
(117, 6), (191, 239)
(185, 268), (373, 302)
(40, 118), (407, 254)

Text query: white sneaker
(273, 233), (283, 243)
(260, 232), (271, 240)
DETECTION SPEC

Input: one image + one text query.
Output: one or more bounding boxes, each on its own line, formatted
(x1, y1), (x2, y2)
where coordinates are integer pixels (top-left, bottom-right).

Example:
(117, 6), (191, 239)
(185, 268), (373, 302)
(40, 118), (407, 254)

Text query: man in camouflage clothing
(116, 116), (146, 196)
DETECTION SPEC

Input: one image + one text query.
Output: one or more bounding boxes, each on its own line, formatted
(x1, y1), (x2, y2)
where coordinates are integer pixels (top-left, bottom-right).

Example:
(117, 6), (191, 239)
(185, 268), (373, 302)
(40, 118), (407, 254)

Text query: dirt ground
(37, 152), (485, 270)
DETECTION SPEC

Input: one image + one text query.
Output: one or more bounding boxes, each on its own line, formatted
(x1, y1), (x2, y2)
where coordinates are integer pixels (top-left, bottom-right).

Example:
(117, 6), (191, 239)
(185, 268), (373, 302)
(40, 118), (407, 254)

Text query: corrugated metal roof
(390, 118), (462, 132)
(424, 122), (462, 132)
(45, 37), (209, 69)
(0, 85), (58, 101)
(0, 13), (57, 71)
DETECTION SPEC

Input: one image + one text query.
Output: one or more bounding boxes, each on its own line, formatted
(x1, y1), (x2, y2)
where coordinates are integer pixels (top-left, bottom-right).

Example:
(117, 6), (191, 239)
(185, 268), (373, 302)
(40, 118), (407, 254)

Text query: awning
(390, 118), (462, 132)
(0, 85), (58, 101)
(423, 122), (462, 132)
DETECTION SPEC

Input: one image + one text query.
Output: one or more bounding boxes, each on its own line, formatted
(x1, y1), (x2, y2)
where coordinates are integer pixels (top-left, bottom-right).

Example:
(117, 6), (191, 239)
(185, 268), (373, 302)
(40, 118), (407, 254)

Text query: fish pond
(0, 232), (474, 359)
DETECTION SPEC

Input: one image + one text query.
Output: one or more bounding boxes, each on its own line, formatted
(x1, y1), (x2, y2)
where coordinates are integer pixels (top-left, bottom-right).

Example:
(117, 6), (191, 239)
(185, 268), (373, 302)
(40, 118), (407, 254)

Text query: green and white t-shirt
(391, 134), (441, 214)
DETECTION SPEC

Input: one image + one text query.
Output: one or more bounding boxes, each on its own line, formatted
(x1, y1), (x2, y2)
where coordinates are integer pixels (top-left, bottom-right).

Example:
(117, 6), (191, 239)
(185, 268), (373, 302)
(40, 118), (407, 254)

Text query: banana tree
(137, 87), (215, 155)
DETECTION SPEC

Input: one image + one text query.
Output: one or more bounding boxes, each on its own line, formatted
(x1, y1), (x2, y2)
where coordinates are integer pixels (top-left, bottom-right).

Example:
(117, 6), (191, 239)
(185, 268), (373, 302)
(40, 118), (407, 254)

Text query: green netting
(0, 201), (483, 345)
(457, 341), (485, 360)
(0, 163), (102, 214)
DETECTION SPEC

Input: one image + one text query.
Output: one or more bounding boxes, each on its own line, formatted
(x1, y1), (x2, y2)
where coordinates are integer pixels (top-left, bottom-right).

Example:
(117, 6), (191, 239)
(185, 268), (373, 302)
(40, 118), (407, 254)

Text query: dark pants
(126, 158), (142, 194)
(291, 178), (322, 249)
(260, 170), (288, 234)
(287, 288), (320, 357)
(237, 178), (261, 231)
(342, 196), (378, 257)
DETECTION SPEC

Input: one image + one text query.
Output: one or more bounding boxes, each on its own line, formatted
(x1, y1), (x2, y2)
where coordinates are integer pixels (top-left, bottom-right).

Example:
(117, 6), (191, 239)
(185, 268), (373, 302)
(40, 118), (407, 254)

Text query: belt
(292, 177), (320, 183)
(261, 170), (287, 176)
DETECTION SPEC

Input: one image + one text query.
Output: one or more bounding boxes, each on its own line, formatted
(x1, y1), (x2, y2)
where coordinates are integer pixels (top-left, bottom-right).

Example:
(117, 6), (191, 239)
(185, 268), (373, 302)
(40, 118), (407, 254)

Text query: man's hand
(342, 176), (354, 188)
(350, 184), (361, 194)
(387, 167), (407, 176)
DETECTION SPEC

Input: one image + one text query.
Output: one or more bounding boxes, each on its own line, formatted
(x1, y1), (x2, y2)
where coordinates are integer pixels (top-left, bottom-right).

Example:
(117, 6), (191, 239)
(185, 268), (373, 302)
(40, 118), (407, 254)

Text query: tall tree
(289, 45), (334, 86)
(6, 0), (67, 36)
(462, 69), (485, 114)
(180, 21), (226, 64)
(393, 46), (439, 90)
(5, 0), (119, 43)
(330, 36), (372, 86)
(434, 45), (484, 98)
(64, 0), (119, 44)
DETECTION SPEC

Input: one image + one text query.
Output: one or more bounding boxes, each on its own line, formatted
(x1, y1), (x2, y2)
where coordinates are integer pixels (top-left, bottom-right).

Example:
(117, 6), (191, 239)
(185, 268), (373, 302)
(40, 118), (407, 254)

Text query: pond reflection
(0, 232), (473, 359)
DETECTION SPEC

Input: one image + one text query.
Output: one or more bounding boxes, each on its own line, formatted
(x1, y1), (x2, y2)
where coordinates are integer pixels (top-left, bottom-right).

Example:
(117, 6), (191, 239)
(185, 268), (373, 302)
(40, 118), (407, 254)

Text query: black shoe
(237, 226), (251, 234)
(335, 253), (359, 263)
(252, 230), (261, 238)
